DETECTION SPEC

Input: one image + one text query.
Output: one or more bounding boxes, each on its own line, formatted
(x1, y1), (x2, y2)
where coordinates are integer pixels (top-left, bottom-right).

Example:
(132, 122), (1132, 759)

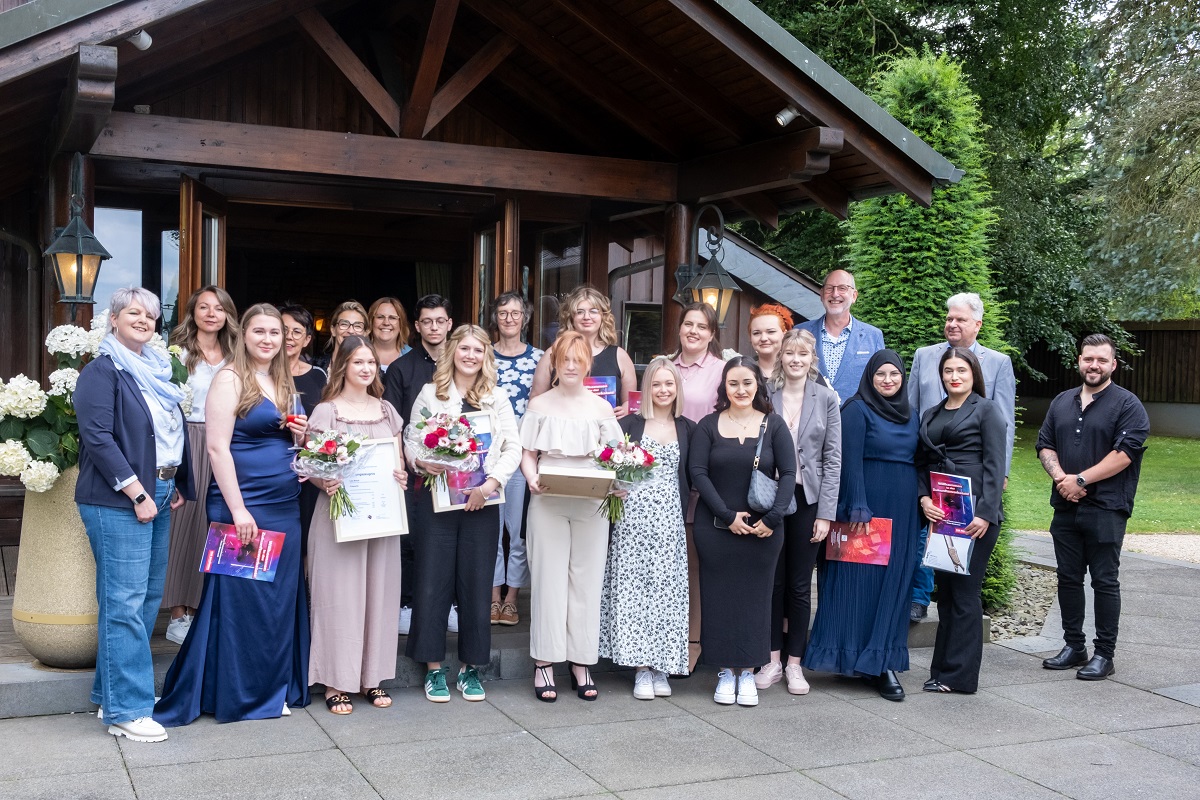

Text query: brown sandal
(325, 692), (353, 714)
(363, 687), (392, 708)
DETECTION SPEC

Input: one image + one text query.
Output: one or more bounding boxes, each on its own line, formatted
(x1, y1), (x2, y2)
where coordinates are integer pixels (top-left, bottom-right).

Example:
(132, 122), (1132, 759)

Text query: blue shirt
(821, 317), (854, 382)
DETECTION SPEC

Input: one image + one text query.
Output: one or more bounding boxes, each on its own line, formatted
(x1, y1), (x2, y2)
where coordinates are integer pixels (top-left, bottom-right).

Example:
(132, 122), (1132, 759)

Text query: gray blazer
(768, 379), (842, 520)
(908, 341), (1016, 475)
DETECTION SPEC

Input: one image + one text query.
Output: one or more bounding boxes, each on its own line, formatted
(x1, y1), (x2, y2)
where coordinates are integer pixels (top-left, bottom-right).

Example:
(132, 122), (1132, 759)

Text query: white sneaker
(108, 717), (167, 743)
(633, 669), (655, 701)
(398, 606), (412, 635)
(651, 669), (672, 697)
(447, 605), (459, 633)
(713, 669), (736, 705)
(785, 664), (810, 695)
(736, 669), (759, 706)
(754, 660), (782, 690)
(165, 613), (192, 645)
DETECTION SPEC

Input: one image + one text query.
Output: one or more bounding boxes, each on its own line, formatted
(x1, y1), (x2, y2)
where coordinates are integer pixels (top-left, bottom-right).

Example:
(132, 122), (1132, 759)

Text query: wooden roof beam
(400, 0), (460, 139)
(732, 192), (779, 229)
(462, 0), (684, 158)
(677, 126), (843, 203)
(794, 175), (850, 220)
(545, 0), (759, 143)
(665, 0), (934, 206)
(296, 8), (401, 136)
(424, 33), (516, 136)
(49, 45), (117, 158)
(89, 112), (677, 203)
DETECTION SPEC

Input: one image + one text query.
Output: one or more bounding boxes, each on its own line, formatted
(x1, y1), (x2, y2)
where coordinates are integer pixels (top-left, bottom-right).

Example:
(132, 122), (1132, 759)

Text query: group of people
(72, 267), (1148, 743)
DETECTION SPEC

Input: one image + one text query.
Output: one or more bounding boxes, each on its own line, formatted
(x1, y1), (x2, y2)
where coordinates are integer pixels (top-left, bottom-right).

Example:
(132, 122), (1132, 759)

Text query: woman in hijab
(802, 350), (920, 702)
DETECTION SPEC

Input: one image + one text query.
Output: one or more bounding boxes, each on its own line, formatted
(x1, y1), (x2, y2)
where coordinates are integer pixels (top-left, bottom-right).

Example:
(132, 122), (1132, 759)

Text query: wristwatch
(133, 492), (148, 505)
(1075, 474), (1088, 488)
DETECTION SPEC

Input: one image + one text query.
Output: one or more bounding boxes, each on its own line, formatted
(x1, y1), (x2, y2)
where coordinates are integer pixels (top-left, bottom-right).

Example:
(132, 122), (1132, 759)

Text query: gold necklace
(726, 411), (759, 432)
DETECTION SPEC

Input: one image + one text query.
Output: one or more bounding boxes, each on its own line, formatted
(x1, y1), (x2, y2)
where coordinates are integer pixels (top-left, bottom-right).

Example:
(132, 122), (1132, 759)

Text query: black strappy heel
(533, 663), (557, 703)
(569, 662), (598, 701)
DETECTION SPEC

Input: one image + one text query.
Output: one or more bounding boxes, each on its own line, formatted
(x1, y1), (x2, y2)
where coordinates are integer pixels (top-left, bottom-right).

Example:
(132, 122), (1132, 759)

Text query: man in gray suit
(798, 269), (886, 402)
(907, 292), (1016, 621)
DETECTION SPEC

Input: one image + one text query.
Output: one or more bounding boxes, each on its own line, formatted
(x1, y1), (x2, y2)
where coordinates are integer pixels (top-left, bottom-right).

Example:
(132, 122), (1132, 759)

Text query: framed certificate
(432, 410), (506, 513)
(333, 437), (409, 542)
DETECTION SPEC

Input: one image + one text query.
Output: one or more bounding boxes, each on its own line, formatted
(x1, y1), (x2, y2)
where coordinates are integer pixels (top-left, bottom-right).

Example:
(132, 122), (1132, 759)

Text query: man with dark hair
(1036, 333), (1149, 680)
(383, 294), (453, 635)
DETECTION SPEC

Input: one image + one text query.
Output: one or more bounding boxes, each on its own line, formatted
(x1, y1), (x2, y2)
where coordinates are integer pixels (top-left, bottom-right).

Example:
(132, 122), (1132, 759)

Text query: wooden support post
(501, 197), (519, 294)
(48, 45), (117, 158)
(662, 203), (694, 353)
(586, 214), (610, 291)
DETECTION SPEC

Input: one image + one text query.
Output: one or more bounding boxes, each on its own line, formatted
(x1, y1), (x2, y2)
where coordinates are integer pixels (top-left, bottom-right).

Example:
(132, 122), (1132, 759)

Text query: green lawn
(1006, 426), (1200, 534)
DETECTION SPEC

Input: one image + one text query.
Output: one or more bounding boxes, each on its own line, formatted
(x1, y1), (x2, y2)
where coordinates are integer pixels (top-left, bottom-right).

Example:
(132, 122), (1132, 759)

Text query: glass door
(178, 176), (227, 306)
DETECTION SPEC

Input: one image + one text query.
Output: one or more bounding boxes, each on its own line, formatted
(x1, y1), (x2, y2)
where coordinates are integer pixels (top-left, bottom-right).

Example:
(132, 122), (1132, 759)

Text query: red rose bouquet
(291, 429), (368, 519)
(593, 433), (656, 523)
(405, 408), (481, 490)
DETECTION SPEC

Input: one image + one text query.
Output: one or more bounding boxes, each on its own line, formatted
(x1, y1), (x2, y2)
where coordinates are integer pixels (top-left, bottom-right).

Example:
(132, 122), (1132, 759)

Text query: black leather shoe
(1076, 655), (1115, 681)
(1042, 645), (1089, 670)
(909, 603), (928, 623)
(878, 670), (905, 701)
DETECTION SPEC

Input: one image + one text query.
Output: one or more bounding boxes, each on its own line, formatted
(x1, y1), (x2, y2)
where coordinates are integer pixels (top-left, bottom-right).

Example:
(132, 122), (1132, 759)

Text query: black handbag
(748, 418), (797, 516)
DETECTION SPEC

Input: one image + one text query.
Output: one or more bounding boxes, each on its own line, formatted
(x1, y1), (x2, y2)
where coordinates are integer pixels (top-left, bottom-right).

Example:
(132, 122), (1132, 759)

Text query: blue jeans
(494, 471), (529, 588)
(79, 478), (174, 724)
(911, 525), (935, 606)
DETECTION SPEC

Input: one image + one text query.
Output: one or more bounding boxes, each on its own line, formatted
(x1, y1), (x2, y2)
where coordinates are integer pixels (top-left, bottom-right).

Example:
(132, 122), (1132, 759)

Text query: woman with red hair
(747, 304), (794, 380)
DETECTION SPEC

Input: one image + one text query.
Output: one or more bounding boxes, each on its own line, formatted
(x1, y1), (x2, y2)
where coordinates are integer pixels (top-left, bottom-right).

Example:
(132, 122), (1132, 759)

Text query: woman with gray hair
(488, 291), (543, 626)
(75, 287), (194, 742)
(599, 356), (696, 699)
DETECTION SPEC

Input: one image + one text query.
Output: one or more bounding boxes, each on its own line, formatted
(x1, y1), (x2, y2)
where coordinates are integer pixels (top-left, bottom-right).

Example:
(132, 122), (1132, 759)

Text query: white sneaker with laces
(651, 669), (672, 697)
(633, 669), (655, 700)
(447, 605), (459, 633)
(736, 669), (759, 706)
(164, 613), (192, 645)
(713, 669), (737, 705)
(108, 717), (167, 743)
(398, 606), (412, 635)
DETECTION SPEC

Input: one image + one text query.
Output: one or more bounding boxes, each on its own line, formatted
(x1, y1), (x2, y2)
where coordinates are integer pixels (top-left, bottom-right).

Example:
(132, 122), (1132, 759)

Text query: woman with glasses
(488, 291), (543, 626)
(530, 286), (637, 419)
(315, 300), (368, 370)
(368, 296), (412, 372)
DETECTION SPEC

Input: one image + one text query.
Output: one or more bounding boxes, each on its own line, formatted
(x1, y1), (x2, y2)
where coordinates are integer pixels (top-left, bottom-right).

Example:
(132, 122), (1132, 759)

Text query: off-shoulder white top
(519, 408), (622, 469)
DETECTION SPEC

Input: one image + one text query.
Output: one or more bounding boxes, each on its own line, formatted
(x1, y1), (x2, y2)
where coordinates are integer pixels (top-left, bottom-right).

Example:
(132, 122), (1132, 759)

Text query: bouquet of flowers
(405, 408), (480, 490)
(291, 430), (368, 519)
(593, 434), (657, 523)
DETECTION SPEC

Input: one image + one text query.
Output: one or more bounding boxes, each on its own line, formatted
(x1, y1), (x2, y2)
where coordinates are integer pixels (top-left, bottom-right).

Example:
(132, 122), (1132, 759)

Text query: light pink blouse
(673, 351), (725, 423)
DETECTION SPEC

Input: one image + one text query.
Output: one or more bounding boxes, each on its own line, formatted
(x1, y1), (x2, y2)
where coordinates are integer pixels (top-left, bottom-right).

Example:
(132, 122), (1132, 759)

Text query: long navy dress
(155, 397), (310, 725)
(803, 398), (919, 677)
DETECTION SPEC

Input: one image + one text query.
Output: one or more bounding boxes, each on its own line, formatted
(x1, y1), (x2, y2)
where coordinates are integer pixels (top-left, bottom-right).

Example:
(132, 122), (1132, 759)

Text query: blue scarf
(98, 333), (187, 415)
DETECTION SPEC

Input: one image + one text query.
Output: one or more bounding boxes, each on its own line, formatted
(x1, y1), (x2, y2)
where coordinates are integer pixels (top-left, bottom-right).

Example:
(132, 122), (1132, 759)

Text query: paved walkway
(1, 535), (1199, 800)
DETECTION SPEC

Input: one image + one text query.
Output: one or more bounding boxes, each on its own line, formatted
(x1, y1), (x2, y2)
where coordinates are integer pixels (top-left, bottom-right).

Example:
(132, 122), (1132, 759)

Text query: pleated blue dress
(155, 397), (310, 725)
(803, 399), (919, 677)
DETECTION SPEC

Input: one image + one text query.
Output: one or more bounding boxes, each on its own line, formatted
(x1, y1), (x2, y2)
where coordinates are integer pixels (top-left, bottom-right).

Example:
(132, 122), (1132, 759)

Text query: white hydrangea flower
(86, 326), (106, 357)
(91, 309), (110, 331)
(147, 332), (168, 354)
(0, 374), (48, 419)
(722, 348), (741, 361)
(0, 439), (32, 477)
(47, 368), (79, 397)
(180, 383), (194, 417)
(19, 459), (60, 493)
(44, 324), (92, 358)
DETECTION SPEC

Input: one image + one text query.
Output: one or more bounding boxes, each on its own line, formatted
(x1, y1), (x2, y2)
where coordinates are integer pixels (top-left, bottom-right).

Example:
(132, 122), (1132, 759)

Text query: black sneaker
(909, 602), (928, 623)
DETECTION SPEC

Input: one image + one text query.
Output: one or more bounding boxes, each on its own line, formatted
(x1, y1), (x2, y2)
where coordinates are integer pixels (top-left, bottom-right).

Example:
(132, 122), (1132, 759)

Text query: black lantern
(44, 153), (110, 322)
(678, 204), (740, 327)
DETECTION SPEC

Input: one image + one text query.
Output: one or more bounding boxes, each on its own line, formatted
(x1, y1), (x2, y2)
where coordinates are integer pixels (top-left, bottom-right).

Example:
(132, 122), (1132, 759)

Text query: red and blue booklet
(584, 375), (618, 408)
(826, 518), (892, 566)
(199, 522), (285, 582)
(923, 471), (976, 574)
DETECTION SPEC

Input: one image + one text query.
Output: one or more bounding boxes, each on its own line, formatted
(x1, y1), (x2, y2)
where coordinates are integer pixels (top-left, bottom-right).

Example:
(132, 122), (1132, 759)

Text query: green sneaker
(457, 666), (486, 701)
(424, 668), (450, 703)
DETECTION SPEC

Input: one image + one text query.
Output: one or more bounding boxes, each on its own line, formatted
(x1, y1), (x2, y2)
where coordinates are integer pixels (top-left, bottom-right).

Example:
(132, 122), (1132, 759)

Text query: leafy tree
(845, 48), (1000, 364)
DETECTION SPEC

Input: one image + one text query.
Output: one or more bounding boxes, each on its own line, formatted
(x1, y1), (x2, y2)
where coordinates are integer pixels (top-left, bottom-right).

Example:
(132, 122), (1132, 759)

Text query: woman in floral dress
(600, 357), (695, 700)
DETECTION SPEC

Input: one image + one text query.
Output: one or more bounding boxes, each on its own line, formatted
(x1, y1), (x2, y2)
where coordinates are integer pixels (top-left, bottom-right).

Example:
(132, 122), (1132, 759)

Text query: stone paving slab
(0, 769), (136, 800)
(1153, 683), (1200, 709)
(1114, 722), (1200, 767)
(127, 748), (381, 800)
(116, 708), (335, 768)
(616, 771), (846, 800)
(344, 729), (604, 800)
(483, 669), (687, 731)
(967, 733), (1200, 800)
(0, 712), (123, 782)
(986, 678), (1200, 733)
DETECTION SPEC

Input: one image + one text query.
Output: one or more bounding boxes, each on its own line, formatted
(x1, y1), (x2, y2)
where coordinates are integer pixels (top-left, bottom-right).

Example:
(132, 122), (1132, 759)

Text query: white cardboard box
(538, 465), (616, 499)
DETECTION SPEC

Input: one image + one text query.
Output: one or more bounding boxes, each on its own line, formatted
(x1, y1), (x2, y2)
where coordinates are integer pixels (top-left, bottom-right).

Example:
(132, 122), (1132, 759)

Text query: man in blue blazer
(907, 292), (1017, 620)
(798, 269), (886, 403)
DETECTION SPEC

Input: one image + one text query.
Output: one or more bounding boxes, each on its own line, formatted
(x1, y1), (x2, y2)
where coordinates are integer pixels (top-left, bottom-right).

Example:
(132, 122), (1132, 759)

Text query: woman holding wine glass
(280, 303), (327, 557)
(369, 296), (411, 372)
(162, 285), (239, 646)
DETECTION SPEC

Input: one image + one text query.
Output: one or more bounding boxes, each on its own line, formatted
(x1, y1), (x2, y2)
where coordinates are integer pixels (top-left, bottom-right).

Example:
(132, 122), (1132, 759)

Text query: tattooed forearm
(1039, 448), (1064, 481)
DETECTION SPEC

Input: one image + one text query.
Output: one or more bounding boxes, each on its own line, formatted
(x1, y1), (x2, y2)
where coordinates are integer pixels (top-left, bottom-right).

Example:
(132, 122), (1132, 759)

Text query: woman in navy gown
(156, 303), (311, 725)
(803, 350), (919, 702)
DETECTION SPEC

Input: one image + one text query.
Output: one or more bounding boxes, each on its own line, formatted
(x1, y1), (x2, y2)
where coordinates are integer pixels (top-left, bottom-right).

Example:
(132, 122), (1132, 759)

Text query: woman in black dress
(917, 347), (1006, 694)
(689, 356), (796, 707)
(280, 304), (327, 557)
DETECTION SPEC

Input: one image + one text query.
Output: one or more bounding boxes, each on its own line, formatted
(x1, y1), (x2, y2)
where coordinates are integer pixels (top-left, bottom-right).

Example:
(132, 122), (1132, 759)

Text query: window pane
(161, 230), (181, 334)
(535, 226), (583, 349)
(90, 208), (143, 316)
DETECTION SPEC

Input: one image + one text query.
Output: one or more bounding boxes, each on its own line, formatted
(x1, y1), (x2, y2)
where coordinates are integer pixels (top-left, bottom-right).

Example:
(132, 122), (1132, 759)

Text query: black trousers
(1049, 505), (1126, 659)
(400, 488), (415, 607)
(929, 522), (999, 693)
(404, 488), (500, 665)
(770, 487), (820, 659)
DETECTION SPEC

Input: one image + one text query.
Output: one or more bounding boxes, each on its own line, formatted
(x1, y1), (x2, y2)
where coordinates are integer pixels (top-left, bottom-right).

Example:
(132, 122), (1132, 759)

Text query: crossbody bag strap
(751, 417), (768, 471)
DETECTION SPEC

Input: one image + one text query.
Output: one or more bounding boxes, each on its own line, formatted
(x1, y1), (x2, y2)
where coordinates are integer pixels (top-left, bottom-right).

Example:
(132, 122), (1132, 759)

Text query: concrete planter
(11, 466), (98, 669)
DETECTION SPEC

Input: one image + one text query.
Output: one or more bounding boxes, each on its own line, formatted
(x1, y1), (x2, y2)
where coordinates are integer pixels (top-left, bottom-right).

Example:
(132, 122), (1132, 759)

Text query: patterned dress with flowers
(495, 343), (543, 419)
(598, 435), (689, 674)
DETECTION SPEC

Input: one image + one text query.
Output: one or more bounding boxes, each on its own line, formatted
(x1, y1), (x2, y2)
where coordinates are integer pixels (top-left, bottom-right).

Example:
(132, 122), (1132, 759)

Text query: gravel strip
(989, 563), (1057, 641)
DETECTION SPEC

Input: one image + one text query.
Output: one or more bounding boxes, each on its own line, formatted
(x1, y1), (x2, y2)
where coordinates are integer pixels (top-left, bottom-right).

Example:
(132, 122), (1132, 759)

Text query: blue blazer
(74, 355), (194, 509)
(797, 315), (886, 403)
